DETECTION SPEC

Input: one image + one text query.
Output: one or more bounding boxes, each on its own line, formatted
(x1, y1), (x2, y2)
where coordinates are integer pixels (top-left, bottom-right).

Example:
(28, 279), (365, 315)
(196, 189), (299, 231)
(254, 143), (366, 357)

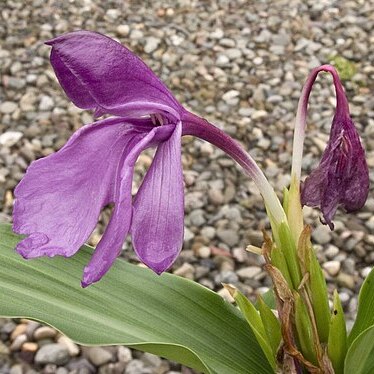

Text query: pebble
(216, 229), (239, 247)
(10, 323), (27, 340)
(201, 226), (216, 240)
(21, 342), (38, 352)
(323, 261), (341, 277)
(125, 359), (150, 374)
(312, 225), (332, 245)
(232, 248), (247, 263)
(237, 266), (262, 280)
(86, 347), (113, 367)
(34, 344), (70, 365)
(117, 346), (132, 363)
(39, 96), (54, 111)
(57, 335), (79, 356)
(144, 37), (160, 54)
(337, 273), (356, 290)
(208, 189), (225, 205)
(141, 352), (162, 367)
(361, 267), (372, 278)
(33, 326), (57, 340)
(197, 246), (211, 258)
(10, 334), (27, 351)
(222, 90), (240, 103)
(116, 25), (130, 36)
(173, 263), (195, 279)
(0, 101), (18, 114)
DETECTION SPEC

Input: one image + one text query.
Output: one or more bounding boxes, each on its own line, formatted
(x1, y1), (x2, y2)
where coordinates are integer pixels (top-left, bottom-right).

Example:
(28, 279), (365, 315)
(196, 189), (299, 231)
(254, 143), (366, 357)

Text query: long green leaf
(224, 285), (276, 369)
(0, 224), (272, 374)
(345, 326), (374, 374)
(328, 290), (347, 374)
(348, 266), (374, 346)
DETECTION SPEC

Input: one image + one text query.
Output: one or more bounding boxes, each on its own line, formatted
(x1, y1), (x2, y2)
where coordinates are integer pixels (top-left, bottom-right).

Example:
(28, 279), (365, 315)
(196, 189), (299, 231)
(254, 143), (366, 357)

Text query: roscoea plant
(0, 31), (372, 374)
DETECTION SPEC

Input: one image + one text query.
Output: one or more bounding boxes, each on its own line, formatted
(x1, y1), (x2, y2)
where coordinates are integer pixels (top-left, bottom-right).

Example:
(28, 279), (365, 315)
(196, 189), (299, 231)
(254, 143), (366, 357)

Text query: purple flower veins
(13, 31), (283, 287)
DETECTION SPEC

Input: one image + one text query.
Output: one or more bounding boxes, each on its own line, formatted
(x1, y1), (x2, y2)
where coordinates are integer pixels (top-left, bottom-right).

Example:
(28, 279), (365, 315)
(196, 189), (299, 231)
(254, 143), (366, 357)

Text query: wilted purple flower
(291, 65), (369, 229)
(13, 31), (284, 286)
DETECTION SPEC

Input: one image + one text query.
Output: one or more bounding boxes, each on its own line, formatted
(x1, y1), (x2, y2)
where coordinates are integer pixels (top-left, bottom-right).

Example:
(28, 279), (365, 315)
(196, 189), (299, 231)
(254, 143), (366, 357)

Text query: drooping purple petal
(301, 81), (369, 229)
(46, 31), (182, 119)
(81, 124), (175, 287)
(131, 122), (184, 274)
(13, 117), (156, 259)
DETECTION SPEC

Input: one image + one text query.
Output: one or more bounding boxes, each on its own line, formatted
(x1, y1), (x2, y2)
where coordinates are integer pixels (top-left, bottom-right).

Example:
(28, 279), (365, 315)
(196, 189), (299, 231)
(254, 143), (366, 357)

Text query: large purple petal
(81, 124), (175, 287)
(131, 122), (184, 274)
(46, 31), (182, 119)
(13, 117), (155, 259)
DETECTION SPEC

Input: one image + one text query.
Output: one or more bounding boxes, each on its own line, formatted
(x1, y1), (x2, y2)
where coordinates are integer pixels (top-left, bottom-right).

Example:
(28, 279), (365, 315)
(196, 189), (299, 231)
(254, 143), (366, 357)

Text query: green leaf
(257, 295), (281, 356)
(0, 224), (272, 374)
(278, 222), (301, 289)
(308, 246), (330, 343)
(293, 292), (317, 365)
(270, 246), (293, 288)
(348, 266), (374, 346)
(345, 326), (374, 374)
(224, 285), (276, 369)
(328, 290), (347, 374)
(256, 289), (276, 310)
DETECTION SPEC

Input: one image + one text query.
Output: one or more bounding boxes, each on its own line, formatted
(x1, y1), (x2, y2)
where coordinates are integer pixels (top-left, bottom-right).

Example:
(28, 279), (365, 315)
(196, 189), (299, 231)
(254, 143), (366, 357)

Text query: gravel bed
(0, 0), (373, 373)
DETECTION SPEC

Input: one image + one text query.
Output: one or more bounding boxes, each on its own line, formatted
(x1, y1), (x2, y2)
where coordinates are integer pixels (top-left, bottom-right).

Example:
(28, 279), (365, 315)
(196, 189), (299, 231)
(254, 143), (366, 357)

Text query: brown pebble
(34, 326), (57, 340)
(10, 324), (27, 341)
(22, 342), (38, 352)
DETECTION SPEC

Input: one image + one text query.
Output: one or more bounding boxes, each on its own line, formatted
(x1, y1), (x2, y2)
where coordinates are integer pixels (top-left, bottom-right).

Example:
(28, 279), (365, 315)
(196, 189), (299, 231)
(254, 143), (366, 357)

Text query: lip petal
(131, 122), (184, 274)
(46, 30), (182, 119)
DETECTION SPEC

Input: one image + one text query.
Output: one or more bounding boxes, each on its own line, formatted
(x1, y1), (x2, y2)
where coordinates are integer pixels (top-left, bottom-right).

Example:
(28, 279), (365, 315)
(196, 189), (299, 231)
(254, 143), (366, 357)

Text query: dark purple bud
(299, 66), (369, 229)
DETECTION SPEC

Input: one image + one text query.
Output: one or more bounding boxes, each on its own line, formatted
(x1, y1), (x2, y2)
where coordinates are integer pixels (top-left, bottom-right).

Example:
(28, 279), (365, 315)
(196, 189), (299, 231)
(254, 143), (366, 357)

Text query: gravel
(1, 0), (373, 373)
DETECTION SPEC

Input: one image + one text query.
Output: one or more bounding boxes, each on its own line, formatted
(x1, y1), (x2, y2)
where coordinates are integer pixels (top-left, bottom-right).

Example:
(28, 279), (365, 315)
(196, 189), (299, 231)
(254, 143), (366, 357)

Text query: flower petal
(302, 115), (369, 229)
(46, 31), (182, 119)
(131, 122), (184, 274)
(81, 124), (175, 287)
(13, 117), (154, 259)
(297, 66), (369, 228)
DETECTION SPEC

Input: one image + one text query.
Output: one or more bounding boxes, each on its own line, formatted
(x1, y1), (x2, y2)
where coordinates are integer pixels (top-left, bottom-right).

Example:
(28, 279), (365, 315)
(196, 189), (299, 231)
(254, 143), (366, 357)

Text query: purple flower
(292, 65), (369, 229)
(13, 31), (284, 286)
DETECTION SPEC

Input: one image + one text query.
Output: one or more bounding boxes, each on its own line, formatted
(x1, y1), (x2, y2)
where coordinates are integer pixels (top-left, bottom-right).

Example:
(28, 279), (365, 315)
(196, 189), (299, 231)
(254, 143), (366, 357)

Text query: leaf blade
(0, 224), (272, 374)
(348, 266), (374, 346)
(345, 326), (374, 374)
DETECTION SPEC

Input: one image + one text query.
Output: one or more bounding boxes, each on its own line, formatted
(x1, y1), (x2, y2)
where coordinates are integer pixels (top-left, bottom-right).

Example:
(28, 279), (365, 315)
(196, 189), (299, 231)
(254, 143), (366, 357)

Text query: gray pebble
(0, 101), (18, 114)
(86, 347), (113, 367)
(117, 346), (132, 363)
(39, 96), (54, 111)
(237, 266), (262, 280)
(144, 37), (160, 54)
(0, 131), (23, 147)
(312, 225), (332, 245)
(216, 229), (239, 247)
(34, 344), (70, 365)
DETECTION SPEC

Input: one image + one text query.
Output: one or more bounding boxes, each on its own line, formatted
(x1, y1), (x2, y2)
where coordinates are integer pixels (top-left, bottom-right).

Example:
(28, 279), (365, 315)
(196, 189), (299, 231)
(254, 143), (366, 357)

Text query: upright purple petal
(13, 118), (155, 259)
(131, 122), (184, 274)
(46, 31), (182, 119)
(81, 124), (175, 287)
